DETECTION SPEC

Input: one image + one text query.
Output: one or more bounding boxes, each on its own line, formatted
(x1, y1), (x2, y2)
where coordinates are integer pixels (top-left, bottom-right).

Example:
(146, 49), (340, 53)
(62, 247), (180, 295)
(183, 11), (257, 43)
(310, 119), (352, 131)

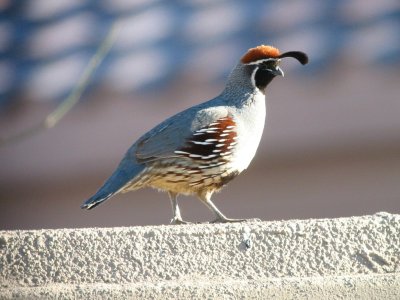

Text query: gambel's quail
(81, 45), (308, 224)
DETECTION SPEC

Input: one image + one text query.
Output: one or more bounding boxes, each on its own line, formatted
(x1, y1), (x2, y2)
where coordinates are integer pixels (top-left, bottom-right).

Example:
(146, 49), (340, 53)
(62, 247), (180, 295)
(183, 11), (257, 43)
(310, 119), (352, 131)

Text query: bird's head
(241, 45), (308, 91)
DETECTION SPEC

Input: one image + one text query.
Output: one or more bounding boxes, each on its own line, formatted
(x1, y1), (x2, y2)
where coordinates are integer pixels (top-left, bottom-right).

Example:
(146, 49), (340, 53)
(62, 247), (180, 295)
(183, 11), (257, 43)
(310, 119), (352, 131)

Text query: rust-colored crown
(241, 45), (280, 64)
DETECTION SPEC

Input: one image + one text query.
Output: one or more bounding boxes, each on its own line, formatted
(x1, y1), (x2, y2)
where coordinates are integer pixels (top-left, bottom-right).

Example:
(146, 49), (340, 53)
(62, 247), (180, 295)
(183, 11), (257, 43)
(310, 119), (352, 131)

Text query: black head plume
(278, 51), (309, 65)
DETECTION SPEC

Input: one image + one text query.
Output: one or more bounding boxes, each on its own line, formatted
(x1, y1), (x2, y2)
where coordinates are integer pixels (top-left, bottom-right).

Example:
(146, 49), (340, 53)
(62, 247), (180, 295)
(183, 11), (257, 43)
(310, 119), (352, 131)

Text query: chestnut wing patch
(174, 116), (237, 161)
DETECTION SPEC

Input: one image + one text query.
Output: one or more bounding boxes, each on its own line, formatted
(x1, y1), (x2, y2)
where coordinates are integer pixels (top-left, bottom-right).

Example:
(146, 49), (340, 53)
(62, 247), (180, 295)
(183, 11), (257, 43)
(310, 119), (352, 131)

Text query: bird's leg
(198, 191), (246, 223)
(168, 192), (191, 225)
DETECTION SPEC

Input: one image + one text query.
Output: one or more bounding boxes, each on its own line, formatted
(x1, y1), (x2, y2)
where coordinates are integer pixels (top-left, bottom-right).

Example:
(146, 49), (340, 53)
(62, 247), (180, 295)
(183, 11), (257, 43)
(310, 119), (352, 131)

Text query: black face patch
(254, 67), (276, 91)
(245, 59), (280, 92)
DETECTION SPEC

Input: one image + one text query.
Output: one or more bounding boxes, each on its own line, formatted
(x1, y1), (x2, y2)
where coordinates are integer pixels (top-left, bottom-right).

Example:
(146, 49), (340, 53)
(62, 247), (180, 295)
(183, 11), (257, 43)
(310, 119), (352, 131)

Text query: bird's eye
(262, 61), (276, 69)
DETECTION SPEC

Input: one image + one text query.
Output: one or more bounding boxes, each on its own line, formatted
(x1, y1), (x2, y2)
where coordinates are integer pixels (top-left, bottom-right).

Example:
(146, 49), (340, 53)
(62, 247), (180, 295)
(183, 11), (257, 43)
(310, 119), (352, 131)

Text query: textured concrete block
(1, 213), (399, 299)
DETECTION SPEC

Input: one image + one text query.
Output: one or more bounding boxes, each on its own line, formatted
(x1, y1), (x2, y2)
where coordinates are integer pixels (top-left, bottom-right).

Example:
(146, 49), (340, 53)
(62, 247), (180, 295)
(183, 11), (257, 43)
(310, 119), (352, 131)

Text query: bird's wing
(134, 105), (232, 163)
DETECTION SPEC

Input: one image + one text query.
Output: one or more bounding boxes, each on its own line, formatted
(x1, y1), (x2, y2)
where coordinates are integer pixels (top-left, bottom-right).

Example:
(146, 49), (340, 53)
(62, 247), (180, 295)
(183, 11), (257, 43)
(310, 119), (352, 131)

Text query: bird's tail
(81, 157), (145, 210)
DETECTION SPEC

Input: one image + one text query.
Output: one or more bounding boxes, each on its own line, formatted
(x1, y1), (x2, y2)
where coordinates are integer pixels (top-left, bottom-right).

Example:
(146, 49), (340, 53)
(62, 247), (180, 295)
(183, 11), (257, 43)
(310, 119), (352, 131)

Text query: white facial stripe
(250, 67), (258, 88)
(246, 58), (280, 65)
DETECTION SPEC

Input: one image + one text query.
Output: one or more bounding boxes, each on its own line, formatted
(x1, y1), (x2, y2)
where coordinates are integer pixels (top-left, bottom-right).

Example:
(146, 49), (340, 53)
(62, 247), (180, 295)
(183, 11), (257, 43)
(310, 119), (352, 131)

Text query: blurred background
(1, 0), (399, 230)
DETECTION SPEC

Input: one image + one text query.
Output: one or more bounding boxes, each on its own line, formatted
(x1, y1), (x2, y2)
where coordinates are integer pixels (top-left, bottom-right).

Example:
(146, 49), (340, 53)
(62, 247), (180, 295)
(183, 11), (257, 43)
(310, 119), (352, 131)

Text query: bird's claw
(170, 218), (192, 225)
(210, 217), (247, 223)
(210, 217), (262, 223)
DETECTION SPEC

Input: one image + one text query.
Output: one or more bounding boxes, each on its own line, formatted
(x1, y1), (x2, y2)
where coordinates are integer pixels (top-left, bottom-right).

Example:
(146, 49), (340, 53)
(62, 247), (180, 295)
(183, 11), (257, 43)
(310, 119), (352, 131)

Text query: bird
(81, 45), (308, 224)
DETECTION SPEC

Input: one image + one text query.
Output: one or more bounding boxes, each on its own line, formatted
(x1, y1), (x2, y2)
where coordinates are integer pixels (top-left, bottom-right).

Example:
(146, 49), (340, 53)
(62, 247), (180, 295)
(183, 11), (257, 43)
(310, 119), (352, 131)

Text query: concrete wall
(1, 213), (399, 299)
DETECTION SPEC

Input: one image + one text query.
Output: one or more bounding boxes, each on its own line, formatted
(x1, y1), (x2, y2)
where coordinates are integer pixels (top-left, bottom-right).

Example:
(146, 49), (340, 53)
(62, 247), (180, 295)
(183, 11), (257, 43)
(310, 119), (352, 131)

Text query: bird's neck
(220, 63), (267, 107)
(221, 80), (265, 108)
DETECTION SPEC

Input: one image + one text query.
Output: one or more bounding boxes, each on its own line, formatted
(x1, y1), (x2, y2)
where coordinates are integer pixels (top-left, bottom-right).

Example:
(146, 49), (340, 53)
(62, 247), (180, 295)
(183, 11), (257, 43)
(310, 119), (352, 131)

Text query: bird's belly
(145, 159), (240, 195)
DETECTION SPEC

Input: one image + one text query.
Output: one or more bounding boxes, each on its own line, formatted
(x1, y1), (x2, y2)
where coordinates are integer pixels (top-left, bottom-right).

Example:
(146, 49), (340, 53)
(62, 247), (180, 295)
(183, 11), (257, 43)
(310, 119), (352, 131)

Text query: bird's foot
(243, 218), (262, 223)
(170, 217), (192, 225)
(210, 217), (246, 223)
(210, 217), (262, 224)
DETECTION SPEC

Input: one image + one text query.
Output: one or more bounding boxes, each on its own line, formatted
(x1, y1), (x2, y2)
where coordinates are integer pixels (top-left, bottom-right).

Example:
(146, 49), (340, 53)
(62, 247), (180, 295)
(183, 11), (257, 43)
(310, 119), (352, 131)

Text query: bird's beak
(270, 65), (284, 77)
